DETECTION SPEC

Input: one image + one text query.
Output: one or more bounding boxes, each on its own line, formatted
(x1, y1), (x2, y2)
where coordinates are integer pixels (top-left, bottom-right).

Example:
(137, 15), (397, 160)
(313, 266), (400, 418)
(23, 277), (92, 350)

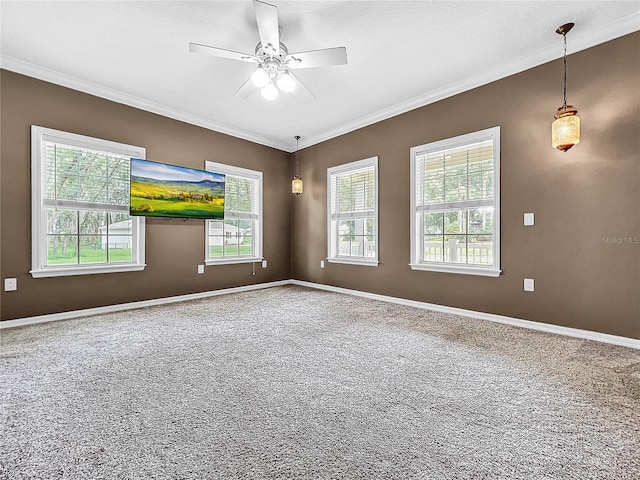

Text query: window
(410, 127), (500, 277)
(327, 157), (379, 266)
(30, 126), (146, 278)
(205, 161), (262, 265)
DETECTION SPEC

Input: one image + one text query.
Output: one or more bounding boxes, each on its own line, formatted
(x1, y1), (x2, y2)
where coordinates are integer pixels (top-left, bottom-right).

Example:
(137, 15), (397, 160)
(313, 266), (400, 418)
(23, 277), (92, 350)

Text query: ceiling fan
(189, 0), (347, 102)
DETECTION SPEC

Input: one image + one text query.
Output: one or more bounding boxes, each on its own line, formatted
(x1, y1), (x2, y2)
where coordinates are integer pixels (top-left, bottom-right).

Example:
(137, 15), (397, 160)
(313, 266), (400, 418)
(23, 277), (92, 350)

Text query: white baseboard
(0, 280), (290, 330)
(3, 278), (638, 350)
(291, 280), (640, 350)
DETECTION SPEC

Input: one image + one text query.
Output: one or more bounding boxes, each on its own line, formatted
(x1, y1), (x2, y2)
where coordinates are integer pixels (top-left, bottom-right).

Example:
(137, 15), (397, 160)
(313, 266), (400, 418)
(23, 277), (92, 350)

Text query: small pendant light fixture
(292, 135), (303, 195)
(551, 22), (580, 152)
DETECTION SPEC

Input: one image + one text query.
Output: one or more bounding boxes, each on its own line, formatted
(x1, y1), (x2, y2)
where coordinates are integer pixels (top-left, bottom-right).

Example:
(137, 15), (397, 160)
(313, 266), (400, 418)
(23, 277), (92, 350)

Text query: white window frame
(410, 126), (501, 277)
(327, 156), (379, 266)
(30, 126), (146, 278)
(204, 161), (263, 265)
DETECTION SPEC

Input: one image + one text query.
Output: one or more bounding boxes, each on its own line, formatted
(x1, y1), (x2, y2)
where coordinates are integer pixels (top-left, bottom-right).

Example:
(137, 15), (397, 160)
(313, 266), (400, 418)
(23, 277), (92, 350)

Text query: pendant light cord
(562, 33), (568, 111)
(295, 136), (300, 176)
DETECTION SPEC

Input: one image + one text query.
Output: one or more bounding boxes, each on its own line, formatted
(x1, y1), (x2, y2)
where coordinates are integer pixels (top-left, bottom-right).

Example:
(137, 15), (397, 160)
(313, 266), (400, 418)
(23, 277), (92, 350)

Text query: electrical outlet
(320, 260), (325, 269)
(524, 212), (535, 226)
(524, 278), (535, 292)
(262, 260), (267, 268)
(197, 264), (205, 274)
(4, 278), (17, 291)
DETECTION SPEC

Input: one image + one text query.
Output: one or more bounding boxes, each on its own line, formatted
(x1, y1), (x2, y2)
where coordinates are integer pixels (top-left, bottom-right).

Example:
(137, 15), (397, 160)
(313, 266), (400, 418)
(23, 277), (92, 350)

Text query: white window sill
(30, 263), (146, 278)
(327, 257), (379, 267)
(410, 263), (501, 277)
(205, 257), (263, 266)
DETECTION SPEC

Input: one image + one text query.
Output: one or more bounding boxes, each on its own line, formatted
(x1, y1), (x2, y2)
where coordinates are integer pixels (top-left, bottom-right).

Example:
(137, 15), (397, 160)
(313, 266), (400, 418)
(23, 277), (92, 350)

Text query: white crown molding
(291, 280), (640, 350)
(3, 278), (638, 349)
(1, 12), (638, 153)
(298, 12), (640, 150)
(0, 55), (290, 152)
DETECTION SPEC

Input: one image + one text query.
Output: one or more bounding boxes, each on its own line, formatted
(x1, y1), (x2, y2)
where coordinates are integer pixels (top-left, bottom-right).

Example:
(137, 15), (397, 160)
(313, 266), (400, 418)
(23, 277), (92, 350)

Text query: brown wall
(0, 70), (291, 320)
(292, 32), (640, 339)
(1, 33), (638, 339)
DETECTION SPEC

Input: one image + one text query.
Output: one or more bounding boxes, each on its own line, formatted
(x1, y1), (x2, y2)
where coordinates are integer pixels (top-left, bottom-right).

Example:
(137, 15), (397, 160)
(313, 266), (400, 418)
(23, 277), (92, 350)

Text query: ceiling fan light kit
(189, 0), (347, 102)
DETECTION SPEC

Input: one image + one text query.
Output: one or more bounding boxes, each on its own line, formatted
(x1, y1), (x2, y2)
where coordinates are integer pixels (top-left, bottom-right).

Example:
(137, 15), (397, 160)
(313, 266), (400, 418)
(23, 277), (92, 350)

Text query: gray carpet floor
(1, 285), (639, 479)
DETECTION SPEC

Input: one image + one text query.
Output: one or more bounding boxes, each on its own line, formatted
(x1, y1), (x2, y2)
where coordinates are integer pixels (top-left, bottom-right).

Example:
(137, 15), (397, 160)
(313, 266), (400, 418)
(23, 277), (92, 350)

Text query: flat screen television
(130, 158), (225, 219)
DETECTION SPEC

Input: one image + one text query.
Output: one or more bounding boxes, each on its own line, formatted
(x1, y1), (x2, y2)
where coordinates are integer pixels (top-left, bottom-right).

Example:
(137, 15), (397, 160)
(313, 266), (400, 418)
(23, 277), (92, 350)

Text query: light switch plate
(197, 265), (205, 274)
(524, 212), (535, 226)
(262, 260), (267, 268)
(524, 278), (535, 292)
(320, 260), (325, 268)
(4, 278), (17, 291)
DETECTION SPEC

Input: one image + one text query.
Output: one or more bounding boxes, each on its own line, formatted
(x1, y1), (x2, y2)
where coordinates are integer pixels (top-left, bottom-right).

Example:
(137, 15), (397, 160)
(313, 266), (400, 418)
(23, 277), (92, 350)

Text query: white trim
(327, 258), (379, 267)
(1, 56), (288, 152)
(2, 13), (638, 153)
(298, 13), (640, 150)
(0, 280), (290, 330)
(2, 278), (637, 349)
(409, 263), (501, 277)
(30, 263), (146, 278)
(290, 280), (640, 350)
(3, 13), (638, 154)
(205, 257), (263, 266)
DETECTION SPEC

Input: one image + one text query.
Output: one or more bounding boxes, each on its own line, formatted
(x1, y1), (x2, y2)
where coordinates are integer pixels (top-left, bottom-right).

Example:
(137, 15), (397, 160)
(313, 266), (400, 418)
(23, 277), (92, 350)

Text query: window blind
(415, 139), (494, 212)
(223, 174), (260, 220)
(43, 141), (130, 212)
(330, 165), (376, 219)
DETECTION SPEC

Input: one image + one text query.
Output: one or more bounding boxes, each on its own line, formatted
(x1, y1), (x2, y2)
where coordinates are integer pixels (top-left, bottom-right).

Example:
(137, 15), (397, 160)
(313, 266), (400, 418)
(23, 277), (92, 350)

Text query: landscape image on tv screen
(130, 158), (225, 219)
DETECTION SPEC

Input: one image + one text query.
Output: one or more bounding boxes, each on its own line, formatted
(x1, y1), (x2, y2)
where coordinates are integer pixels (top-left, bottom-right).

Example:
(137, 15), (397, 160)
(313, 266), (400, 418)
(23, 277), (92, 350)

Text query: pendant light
(551, 22), (580, 152)
(292, 135), (303, 195)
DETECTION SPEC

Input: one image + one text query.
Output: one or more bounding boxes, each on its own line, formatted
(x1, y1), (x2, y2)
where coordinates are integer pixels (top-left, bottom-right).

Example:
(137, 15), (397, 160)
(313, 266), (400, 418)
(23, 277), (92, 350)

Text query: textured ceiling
(1, 1), (638, 151)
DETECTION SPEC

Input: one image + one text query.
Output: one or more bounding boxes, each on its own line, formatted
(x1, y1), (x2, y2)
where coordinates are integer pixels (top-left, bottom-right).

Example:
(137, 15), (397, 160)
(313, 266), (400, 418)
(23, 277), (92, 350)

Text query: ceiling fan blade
(189, 43), (257, 63)
(286, 47), (347, 69)
(288, 71), (315, 103)
(233, 78), (256, 99)
(253, 0), (280, 56)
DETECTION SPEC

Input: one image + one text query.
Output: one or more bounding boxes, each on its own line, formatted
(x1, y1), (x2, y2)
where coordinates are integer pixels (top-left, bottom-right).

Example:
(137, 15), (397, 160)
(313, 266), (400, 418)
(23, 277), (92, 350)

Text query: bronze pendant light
(551, 22), (581, 152)
(292, 135), (303, 195)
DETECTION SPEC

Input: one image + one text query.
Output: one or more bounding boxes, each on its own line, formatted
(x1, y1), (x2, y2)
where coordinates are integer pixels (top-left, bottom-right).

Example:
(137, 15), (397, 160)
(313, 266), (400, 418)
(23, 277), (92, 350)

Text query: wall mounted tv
(130, 158), (225, 219)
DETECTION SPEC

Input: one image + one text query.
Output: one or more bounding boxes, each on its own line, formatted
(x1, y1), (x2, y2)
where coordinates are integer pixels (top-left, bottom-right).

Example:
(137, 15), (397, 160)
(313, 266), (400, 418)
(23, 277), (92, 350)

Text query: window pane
(106, 213), (133, 262)
(80, 236), (107, 264)
(47, 208), (78, 234)
(208, 220), (224, 257)
(468, 208), (493, 235)
(108, 158), (131, 205)
(423, 174), (444, 205)
(79, 211), (104, 264)
(467, 235), (494, 265)
(47, 235), (78, 265)
(423, 235), (443, 262)
(444, 235), (465, 263)
(444, 173), (468, 202)
(423, 212), (444, 235)
(223, 242), (238, 257)
(445, 210), (467, 234)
